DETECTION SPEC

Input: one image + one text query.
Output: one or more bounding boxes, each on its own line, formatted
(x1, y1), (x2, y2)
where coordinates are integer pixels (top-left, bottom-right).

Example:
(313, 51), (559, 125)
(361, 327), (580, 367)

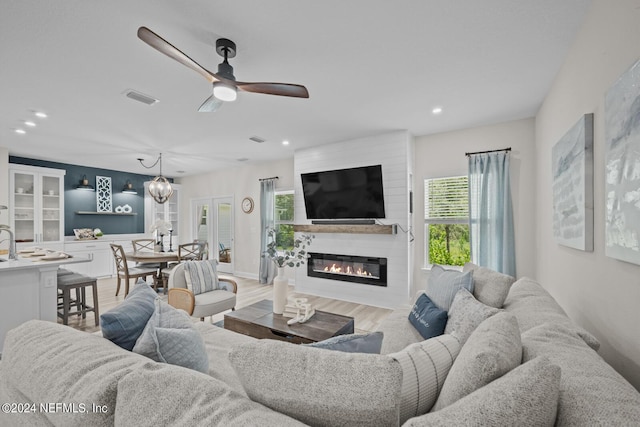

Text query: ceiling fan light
(148, 175), (173, 204)
(213, 82), (237, 102)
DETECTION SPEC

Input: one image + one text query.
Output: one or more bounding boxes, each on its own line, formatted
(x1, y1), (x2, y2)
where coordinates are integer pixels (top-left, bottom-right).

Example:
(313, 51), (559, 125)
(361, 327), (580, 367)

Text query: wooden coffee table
(224, 299), (354, 344)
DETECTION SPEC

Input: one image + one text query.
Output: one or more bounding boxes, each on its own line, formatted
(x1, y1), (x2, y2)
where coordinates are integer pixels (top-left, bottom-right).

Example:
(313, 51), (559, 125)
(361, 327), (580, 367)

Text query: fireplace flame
(323, 263), (373, 277)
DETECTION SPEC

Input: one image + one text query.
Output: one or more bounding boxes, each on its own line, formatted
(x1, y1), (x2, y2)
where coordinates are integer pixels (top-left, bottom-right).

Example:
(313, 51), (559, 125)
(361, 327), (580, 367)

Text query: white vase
(273, 267), (288, 314)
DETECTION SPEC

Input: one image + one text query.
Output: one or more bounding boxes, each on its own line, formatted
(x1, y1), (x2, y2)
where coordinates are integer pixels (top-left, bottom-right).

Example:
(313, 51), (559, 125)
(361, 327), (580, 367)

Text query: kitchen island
(0, 255), (90, 355)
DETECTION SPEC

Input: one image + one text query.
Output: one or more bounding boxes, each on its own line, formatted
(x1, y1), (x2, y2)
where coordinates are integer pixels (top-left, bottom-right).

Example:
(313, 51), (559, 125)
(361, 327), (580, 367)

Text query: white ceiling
(0, 0), (591, 177)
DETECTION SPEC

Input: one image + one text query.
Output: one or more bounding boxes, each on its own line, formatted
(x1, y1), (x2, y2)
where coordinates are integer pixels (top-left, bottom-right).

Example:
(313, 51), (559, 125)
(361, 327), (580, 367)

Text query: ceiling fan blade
(137, 26), (218, 83)
(236, 82), (309, 98)
(197, 95), (224, 112)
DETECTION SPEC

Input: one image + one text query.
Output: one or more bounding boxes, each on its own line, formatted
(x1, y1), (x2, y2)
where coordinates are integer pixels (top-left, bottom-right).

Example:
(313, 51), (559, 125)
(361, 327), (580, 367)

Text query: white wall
(176, 157), (294, 278)
(535, 0), (640, 390)
(413, 118), (537, 292)
(293, 131), (413, 308)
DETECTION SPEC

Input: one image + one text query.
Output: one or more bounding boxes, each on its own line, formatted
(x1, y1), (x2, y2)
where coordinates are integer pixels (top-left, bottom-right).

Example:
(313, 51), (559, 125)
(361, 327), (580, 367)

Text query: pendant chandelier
(138, 153), (173, 204)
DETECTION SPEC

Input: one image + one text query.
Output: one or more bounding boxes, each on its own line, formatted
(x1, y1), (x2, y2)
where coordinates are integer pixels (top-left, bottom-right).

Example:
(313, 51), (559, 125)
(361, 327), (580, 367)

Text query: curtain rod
(465, 147), (511, 157)
(258, 176), (279, 181)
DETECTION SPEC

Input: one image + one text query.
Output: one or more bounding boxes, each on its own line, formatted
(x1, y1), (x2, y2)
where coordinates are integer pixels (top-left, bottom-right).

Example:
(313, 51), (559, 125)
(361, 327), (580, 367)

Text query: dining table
(125, 251), (179, 293)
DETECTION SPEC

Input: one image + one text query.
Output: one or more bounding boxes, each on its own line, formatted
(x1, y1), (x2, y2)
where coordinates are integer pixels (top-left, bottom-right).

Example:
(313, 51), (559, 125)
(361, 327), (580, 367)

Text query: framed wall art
(552, 113), (594, 251)
(96, 176), (113, 212)
(605, 58), (640, 265)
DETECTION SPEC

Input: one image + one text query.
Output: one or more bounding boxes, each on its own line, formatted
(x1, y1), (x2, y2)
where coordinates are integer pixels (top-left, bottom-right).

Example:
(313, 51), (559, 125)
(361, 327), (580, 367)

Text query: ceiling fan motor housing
(216, 38), (237, 80)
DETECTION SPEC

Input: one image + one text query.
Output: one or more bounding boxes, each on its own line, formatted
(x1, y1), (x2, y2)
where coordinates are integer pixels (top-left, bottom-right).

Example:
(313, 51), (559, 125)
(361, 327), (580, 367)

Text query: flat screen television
(301, 165), (386, 219)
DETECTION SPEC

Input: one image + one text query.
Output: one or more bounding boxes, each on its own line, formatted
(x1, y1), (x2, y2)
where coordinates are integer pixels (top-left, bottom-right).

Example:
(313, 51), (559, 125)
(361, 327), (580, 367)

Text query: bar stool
(57, 273), (99, 326)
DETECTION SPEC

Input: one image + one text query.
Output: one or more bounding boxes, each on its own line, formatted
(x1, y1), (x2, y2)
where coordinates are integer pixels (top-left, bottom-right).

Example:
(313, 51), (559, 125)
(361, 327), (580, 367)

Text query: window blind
(424, 176), (469, 224)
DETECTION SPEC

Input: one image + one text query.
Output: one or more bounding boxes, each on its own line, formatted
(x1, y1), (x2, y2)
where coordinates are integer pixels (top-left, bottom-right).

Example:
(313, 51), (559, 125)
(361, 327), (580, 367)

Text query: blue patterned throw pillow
(100, 280), (158, 350)
(305, 332), (384, 354)
(408, 293), (448, 339)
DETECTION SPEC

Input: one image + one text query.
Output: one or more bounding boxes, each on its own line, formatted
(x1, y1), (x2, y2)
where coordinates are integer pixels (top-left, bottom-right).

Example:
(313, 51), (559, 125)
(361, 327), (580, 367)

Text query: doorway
(192, 196), (234, 274)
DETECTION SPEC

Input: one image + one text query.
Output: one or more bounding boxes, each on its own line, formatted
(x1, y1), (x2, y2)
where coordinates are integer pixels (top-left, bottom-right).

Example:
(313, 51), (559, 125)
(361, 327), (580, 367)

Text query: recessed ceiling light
(24, 120), (36, 127)
(35, 112), (47, 118)
(249, 136), (265, 143)
(15, 129), (26, 134)
(237, 158), (249, 162)
(282, 140), (290, 146)
(432, 107), (443, 115)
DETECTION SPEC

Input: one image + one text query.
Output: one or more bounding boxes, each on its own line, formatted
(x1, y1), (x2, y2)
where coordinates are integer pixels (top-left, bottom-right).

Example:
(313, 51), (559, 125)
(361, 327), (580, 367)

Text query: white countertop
(0, 255), (91, 272)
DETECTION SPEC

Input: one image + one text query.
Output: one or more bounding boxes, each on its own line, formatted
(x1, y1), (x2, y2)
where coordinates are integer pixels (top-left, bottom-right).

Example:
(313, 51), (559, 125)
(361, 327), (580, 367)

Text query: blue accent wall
(9, 156), (172, 236)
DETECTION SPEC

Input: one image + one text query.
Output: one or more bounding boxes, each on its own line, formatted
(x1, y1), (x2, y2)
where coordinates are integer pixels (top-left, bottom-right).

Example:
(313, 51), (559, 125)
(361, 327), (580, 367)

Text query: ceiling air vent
(249, 136), (266, 143)
(124, 89), (159, 106)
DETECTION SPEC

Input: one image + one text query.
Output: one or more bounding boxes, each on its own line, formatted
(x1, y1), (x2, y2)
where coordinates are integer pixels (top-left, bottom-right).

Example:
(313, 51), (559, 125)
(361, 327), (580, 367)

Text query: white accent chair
(167, 263), (237, 321)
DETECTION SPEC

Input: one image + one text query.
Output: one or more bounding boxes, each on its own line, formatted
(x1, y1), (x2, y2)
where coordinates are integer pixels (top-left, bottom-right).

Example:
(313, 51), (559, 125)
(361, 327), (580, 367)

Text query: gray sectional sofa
(1, 276), (639, 426)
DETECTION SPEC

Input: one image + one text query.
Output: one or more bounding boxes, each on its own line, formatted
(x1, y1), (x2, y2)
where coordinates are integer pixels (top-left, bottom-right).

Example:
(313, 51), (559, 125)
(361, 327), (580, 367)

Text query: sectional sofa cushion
(132, 299), (209, 373)
(388, 333), (461, 424)
(405, 357), (561, 427)
(463, 262), (515, 308)
(408, 293), (448, 339)
(433, 311), (522, 411)
(522, 322), (640, 426)
(443, 288), (500, 345)
(427, 265), (474, 311)
(100, 281), (158, 351)
(229, 340), (403, 427)
(377, 304), (424, 354)
(184, 259), (219, 295)
(0, 320), (152, 426)
(114, 363), (306, 427)
(305, 331), (384, 354)
(503, 277), (600, 350)
(194, 322), (258, 395)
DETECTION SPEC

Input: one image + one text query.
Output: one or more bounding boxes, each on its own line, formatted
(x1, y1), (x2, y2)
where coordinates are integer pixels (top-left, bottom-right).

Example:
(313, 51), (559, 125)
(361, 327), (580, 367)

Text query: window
(274, 190), (295, 250)
(424, 176), (470, 266)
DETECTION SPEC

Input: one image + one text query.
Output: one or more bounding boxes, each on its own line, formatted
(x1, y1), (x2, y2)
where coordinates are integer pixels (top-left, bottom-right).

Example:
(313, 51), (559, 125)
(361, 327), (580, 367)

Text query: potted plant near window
(263, 228), (314, 314)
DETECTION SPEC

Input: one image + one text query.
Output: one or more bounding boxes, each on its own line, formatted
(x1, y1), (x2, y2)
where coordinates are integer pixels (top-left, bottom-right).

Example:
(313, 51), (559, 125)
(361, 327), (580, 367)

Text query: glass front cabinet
(9, 164), (66, 246)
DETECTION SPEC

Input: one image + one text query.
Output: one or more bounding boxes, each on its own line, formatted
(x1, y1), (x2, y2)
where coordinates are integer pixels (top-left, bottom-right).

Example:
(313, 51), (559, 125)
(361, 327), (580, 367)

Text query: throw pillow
(133, 299), (209, 373)
(427, 264), (474, 311)
(405, 357), (561, 427)
(100, 280), (158, 351)
(184, 259), (219, 295)
(463, 262), (515, 308)
(408, 293), (448, 339)
(304, 331), (384, 354)
(521, 322), (640, 426)
(388, 334), (461, 424)
(432, 311), (522, 411)
(444, 288), (500, 345)
(229, 340), (403, 427)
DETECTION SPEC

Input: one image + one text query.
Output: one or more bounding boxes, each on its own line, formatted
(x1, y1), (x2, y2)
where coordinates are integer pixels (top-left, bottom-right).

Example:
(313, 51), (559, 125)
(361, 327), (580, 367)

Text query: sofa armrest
(219, 276), (238, 294)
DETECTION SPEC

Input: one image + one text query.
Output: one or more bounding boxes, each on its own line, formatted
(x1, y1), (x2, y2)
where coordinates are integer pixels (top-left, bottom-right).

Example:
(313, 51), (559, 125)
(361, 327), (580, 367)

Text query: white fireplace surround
(293, 131), (414, 308)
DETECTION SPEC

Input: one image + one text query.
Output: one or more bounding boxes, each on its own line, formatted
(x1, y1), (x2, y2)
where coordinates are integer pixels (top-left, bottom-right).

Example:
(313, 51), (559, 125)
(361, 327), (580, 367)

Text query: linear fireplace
(307, 252), (387, 286)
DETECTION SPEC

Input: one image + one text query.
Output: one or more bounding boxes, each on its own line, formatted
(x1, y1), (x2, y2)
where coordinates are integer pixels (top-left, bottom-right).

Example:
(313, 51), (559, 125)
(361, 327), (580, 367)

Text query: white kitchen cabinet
(144, 182), (180, 249)
(9, 164), (65, 247)
(63, 240), (113, 278)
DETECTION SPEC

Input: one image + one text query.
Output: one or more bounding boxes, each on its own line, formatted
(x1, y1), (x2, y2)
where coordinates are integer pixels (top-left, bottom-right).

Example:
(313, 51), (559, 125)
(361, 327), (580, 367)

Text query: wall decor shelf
(75, 211), (137, 216)
(293, 224), (396, 235)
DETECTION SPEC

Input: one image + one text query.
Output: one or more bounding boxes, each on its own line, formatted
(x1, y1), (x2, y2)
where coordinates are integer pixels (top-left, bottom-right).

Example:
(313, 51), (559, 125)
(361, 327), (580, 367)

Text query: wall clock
(241, 197), (254, 214)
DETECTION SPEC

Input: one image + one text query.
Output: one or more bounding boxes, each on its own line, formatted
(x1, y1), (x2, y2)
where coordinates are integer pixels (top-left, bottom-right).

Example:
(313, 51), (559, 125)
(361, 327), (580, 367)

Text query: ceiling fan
(137, 26), (309, 112)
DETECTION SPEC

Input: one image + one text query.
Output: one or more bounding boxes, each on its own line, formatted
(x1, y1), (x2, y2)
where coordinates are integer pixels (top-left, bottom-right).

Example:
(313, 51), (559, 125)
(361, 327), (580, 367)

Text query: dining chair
(110, 244), (159, 296)
(160, 242), (207, 290)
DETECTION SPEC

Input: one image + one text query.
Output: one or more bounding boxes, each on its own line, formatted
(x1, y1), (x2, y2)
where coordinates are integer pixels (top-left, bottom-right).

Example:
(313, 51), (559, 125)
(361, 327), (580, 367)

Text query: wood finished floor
(61, 275), (393, 335)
